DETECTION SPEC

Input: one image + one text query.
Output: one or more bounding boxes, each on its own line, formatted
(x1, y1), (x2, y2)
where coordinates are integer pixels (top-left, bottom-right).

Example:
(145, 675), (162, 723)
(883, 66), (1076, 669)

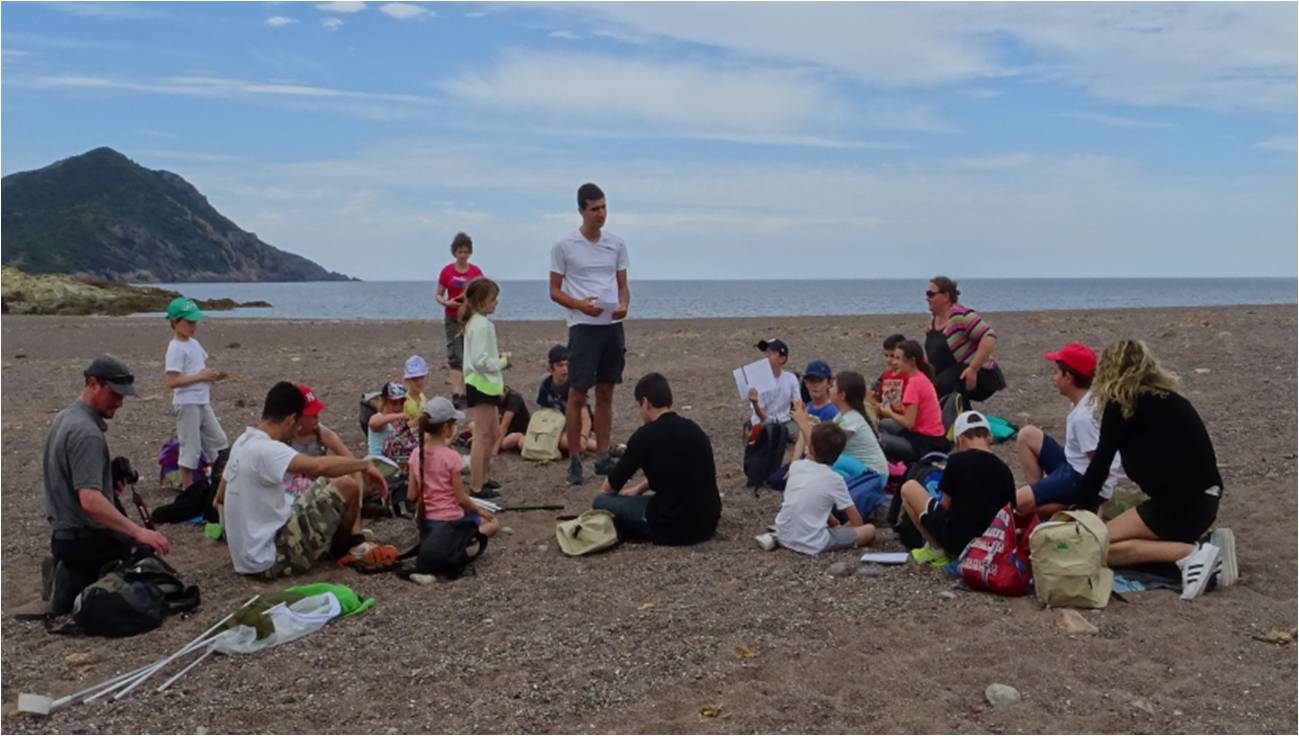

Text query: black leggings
(933, 363), (1005, 403)
(880, 424), (950, 462)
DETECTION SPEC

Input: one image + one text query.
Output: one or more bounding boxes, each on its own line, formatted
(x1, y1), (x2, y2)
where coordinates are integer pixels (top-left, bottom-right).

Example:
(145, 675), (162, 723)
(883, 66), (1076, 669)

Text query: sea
(137, 278), (1297, 322)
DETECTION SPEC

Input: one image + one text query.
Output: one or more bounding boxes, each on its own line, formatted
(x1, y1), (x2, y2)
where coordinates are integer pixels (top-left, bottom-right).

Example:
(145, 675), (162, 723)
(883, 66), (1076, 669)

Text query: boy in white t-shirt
(762, 422), (876, 554)
(745, 338), (801, 446)
(163, 297), (229, 489)
(1014, 343), (1122, 516)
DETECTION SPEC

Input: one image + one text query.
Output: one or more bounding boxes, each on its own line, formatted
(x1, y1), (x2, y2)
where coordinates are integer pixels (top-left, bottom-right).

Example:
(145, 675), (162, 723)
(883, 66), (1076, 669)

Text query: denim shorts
(1030, 433), (1085, 506)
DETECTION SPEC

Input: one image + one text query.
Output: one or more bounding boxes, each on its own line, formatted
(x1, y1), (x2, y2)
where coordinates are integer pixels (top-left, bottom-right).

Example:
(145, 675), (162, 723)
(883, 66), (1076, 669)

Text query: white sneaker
(1210, 528), (1238, 587)
(1177, 542), (1221, 600)
(754, 533), (778, 551)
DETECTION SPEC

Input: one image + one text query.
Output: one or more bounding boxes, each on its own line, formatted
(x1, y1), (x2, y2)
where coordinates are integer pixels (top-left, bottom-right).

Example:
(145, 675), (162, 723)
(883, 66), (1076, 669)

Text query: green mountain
(1, 147), (351, 282)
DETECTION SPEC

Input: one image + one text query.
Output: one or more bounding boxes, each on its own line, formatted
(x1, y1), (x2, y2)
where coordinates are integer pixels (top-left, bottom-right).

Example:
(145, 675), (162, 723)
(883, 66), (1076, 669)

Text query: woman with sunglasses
(924, 275), (1005, 403)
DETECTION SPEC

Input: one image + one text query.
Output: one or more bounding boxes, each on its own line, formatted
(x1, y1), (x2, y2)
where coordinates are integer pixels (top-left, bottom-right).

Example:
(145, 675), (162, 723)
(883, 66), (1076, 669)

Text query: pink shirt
(407, 444), (465, 522)
(903, 371), (945, 437)
(437, 263), (484, 318)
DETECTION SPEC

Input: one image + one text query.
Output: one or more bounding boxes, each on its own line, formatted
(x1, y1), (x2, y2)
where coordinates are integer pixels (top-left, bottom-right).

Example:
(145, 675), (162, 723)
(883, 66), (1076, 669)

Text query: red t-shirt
(437, 263), (484, 318)
(877, 370), (909, 410)
(902, 372), (945, 437)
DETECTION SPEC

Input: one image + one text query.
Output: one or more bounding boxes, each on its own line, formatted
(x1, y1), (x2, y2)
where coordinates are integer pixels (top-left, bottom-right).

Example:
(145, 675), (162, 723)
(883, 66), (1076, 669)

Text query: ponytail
(833, 371), (877, 432)
(899, 340), (935, 382)
(458, 277), (500, 329)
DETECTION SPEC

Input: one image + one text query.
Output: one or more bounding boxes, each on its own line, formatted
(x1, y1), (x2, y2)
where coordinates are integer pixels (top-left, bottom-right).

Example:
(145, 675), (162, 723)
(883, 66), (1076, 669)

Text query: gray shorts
(822, 525), (859, 552)
(444, 315), (464, 370)
(174, 403), (228, 468)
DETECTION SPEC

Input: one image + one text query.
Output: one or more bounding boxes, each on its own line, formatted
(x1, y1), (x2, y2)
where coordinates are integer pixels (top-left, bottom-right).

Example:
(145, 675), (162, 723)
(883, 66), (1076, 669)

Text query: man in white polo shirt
(220, 381), (387, 578)
(550, 182), (631, 486)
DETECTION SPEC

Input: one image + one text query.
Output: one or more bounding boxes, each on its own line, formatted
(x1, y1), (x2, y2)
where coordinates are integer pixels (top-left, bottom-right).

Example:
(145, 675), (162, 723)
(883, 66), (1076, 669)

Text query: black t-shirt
(1077, 391), (1222, 507)
(499, 391), (531, 435)
(937, 448), (1015, 553)
(537, 376), (567, 411)
(607, 412), (722, 545)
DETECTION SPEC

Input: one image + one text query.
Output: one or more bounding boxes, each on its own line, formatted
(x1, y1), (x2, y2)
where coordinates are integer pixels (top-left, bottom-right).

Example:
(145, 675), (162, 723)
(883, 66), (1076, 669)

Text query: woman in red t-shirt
(435, 232), (484, 407)
(877, 340), (950, 462)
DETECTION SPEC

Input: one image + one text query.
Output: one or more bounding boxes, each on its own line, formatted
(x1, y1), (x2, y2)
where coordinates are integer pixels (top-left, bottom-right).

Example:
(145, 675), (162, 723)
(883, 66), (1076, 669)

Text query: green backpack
(521, 409), (566, 462)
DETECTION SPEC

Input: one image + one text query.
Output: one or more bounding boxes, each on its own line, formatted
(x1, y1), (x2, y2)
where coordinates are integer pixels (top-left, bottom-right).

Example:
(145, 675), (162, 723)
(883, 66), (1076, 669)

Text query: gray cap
(422, 396), (465, 423)
(84, 354), (137, 396)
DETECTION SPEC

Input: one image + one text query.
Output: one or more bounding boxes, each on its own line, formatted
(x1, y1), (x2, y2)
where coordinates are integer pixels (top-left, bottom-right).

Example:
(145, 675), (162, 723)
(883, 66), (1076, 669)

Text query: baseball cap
(165, 297), (206, 322)
(804, 360), (832, 380)
(953, 410), (991, 438)
(1043, 342), (1098, 380)
(403, 355), (430, 379)
(547, 345), (570, 366)
(382, 381), (407, 401)
(422, 396), (465, 423)
(296, 384), (327, 416)
(756, 338), (789, 357)
(84, 354), (137, 396)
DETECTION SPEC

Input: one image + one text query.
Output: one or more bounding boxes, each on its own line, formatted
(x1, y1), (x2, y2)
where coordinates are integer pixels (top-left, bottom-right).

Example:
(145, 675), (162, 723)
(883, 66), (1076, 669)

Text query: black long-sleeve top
(1078, 390), (1223, 507)
(606, 412), (722, 545)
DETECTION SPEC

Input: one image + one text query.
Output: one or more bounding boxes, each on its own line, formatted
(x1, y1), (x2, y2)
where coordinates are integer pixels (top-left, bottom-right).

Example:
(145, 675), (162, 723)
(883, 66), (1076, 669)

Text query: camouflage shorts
(262, 479), (345, 580)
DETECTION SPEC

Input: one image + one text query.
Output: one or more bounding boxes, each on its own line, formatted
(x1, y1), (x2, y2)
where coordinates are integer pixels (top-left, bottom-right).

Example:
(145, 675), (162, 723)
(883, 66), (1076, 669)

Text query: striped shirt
(935, 304), (996, 368)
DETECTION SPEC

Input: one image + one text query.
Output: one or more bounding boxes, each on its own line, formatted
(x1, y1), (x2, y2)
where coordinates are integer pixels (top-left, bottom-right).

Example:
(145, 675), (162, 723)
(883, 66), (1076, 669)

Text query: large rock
(984, 683), (1021, 707)
(1, 267), (270, 316)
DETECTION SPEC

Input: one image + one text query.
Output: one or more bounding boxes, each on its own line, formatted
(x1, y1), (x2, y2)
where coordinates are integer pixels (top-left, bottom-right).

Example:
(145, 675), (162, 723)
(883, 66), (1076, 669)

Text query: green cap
(165, 297), (206, 322)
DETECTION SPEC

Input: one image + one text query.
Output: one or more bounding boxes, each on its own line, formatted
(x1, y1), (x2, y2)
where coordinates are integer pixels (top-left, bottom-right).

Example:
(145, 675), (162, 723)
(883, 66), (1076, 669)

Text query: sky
(2, 1), (1296, 281)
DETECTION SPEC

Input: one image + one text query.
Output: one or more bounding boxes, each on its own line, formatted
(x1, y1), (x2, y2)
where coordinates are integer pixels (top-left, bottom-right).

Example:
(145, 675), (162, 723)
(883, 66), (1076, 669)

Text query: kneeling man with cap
(43, 355), (171, 614)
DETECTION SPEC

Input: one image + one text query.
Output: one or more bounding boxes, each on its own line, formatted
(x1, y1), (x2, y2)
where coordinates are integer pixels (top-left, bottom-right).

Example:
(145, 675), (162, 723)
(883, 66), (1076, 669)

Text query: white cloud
(1255, 136), (1298, 153)
(265, 16), (298, 27)
(379, 3), (429, 20)
(316, 1), (366, 13)
(44, 3), (167, 20)
(135, 149), (247, 164)
(557, 4), (1298, 114)
(322, 17), (344, 31)
(1060, 112), (1173, 130)
(440, 50), (853, 137)
(548, 30), (580, 41)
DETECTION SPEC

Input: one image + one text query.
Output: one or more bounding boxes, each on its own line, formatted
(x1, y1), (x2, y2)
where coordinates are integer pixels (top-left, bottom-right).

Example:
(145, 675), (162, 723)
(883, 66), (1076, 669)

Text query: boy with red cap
(1014, 343), (1122, 516)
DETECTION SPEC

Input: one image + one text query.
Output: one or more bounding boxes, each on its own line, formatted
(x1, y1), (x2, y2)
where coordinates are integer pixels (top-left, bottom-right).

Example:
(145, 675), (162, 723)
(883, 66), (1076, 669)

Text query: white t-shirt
(165, 337), (210, 405)
(835, 409), (889, 478)
(223, 427), (298, 574)
(751, 370), (801, 426)
(550, 229), (629, 327)
(1066, 391), (1122, 499)
(775, 459), (855, 555)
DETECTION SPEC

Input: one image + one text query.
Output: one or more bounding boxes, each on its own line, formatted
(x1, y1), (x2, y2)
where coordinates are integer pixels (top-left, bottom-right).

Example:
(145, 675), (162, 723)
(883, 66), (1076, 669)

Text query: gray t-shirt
(43, 400), (113, 532)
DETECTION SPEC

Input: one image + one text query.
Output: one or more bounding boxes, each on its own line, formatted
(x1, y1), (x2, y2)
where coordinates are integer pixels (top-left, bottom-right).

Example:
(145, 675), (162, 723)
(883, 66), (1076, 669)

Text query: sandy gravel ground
(2, 305), (1295, 734)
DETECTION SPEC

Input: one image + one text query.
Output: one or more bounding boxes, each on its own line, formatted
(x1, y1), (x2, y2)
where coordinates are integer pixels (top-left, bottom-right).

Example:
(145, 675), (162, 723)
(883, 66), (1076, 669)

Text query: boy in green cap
(164, 297), (229, 489)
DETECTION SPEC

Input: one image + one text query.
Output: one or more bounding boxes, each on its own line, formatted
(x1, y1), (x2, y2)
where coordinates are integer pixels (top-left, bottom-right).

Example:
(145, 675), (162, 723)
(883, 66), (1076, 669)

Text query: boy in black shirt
(538, 345), (594, 456)
(900, 411), (1014, 567)
(594, 373), (721, 545)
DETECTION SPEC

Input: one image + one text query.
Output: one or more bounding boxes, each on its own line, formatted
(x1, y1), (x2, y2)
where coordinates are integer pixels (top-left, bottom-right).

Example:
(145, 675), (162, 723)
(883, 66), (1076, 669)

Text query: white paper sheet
(859, 552), (911, 565)
(733, 358), (778, 401)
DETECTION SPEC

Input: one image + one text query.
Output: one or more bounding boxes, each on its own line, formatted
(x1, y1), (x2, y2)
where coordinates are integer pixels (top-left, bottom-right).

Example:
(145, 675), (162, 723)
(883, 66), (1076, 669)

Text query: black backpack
(152, 477), (219, 524)
(888, 452), (948, 549)
(415, 519), (487, 580)
(70, 553), (200, 637)
(743, 422), (790, 492)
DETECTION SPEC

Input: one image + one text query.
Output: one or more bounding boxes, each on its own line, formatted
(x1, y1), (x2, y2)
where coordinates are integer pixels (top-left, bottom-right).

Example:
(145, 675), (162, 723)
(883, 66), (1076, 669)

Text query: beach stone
(985, 683), (1021, 707)
(940, 590), (957, 600)
(1055, 608), (1099, 635)
(1193, 368), (1211, 375)
(857, 565), (883, 578)
(1132, 698), (1156, 715)
(827, 562), (854, 578)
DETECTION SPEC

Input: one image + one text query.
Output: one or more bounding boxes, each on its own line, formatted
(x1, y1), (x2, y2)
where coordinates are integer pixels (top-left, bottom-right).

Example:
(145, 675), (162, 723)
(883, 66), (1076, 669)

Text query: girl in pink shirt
(878, 340), (951, 462)
(406, 397), (500, 536)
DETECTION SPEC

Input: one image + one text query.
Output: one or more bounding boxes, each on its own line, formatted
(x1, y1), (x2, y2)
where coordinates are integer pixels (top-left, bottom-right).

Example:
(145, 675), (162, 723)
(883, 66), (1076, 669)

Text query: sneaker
(609, 442), (628, 459)
(567, 457), (584, 486)
(593, 454), (617, 476)
(1177, 542), (1221, 600)
(451, 394), (467, 410)
(473, 486), (501, 500)
(910, 543), (951, 568)
(1210, 528), (1238, 588)
(754, 533), (778, 551)
(483, 479), (502, 491)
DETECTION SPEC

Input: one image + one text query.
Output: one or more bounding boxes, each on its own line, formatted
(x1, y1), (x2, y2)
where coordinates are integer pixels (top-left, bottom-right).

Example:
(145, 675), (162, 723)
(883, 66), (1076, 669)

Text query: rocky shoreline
(0, 268), (270, 316)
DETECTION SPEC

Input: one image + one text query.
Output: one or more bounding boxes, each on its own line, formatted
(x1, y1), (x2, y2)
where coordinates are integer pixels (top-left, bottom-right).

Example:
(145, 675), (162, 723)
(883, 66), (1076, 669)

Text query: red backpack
(957, 503), (1040, 596)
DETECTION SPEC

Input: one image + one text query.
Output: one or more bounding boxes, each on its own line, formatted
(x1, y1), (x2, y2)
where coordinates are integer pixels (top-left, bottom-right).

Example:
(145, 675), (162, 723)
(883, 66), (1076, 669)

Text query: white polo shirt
(550, 229), (629, 327)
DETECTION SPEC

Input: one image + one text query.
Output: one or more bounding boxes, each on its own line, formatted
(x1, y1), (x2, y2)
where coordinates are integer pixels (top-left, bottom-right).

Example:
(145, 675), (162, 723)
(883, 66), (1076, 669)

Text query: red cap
(297, 384), (327, 417)
(1044, 343), (1097, 380)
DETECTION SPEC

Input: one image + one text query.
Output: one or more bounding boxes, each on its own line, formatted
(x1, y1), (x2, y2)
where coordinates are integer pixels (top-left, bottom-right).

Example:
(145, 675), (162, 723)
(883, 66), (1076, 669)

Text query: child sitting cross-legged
(407, 397), (500, 539)
(762, 422), (876, 554)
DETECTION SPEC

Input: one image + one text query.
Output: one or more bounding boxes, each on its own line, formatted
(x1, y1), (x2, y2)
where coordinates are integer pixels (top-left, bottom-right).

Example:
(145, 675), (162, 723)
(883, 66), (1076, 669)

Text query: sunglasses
(924, 291), (939, 299)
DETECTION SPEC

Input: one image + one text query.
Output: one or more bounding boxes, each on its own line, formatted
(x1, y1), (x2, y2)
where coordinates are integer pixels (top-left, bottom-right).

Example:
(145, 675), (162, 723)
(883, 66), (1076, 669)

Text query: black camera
(111, 456), (140, 487)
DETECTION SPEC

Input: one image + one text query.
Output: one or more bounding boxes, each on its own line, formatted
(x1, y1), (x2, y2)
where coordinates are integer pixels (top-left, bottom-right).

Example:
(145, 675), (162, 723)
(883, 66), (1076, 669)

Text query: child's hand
(791, 400), (809, 422)
(747, 387), (760, 403)
(200, 367), (225, 382)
